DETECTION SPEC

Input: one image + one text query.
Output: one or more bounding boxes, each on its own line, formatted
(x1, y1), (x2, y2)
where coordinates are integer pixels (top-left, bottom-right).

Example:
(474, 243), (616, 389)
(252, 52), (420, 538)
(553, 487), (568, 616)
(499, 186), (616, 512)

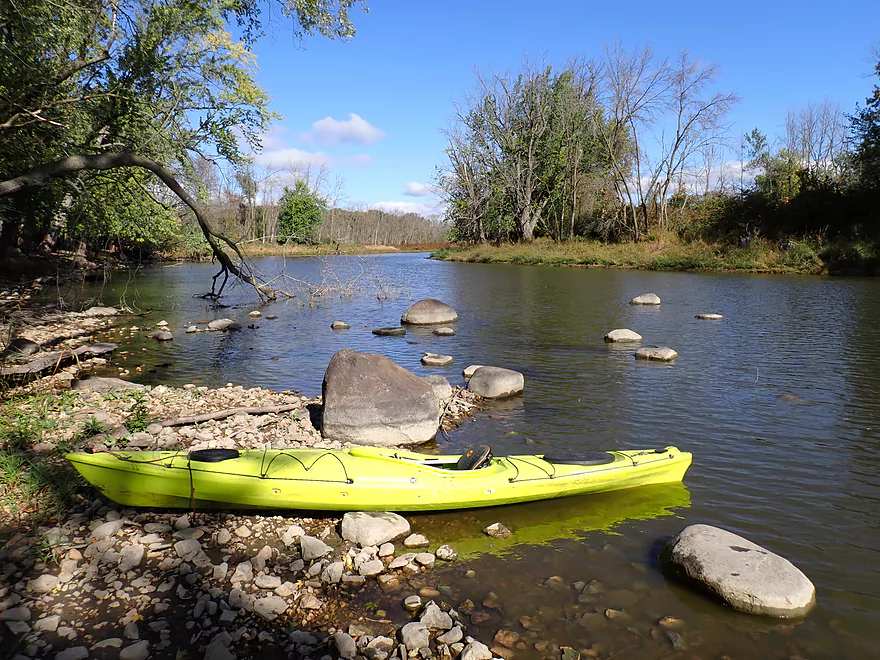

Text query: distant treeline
(441, 47), (880, 254)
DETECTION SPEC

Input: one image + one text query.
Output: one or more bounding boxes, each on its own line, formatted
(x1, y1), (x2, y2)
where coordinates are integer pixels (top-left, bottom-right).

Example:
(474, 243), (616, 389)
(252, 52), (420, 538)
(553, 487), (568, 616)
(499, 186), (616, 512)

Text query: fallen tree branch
(0, 152), (276, 301)
(0, 343), (117, 377)
(158, 404), (301, 427)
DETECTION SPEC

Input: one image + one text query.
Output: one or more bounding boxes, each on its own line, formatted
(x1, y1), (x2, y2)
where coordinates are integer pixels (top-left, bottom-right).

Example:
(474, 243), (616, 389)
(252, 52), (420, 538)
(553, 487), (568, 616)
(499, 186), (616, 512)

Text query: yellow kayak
(66, 445), (692, 512)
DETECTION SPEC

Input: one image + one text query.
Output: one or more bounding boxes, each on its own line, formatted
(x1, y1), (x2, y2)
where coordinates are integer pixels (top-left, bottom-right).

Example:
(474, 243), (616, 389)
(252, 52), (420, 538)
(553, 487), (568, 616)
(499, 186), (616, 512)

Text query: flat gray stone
(660, 524), (816, 617)
(635, 346), (678, 362)
(467, 366), (524, 398)
(630, 293), (661, 305)
(90, 519), (123, 541)
(84, 306), (118, 317)
(253, 596), (288, 621)
(604, 328), (642, 343)
(333, 632), (357, 659)
(358, 559), (385, 577)
(27, 574), (58, 594)
(300, 535), (333, 561)
(173, 539), (202, 561)
(55, 647), (89, 660)
(399, 621), (429, 649)
(119, 641), (150, 660)
(207, 318), (241, 331)
(696, 313), (723, 320)
(462, 364), (484, 379)
(401, 299), (458, 325)
(331, 321), (351, 330)
(73, 377), (145, 394)
(341, 511), (411, 547)
(433, 327), (456, 336)
(421, 352), (453, 366)
(371, 327), (406, 336)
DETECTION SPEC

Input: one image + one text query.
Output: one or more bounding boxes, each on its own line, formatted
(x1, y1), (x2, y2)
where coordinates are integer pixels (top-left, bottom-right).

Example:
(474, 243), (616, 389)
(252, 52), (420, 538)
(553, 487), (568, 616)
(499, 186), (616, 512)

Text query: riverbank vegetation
(439, 48), (880, 274)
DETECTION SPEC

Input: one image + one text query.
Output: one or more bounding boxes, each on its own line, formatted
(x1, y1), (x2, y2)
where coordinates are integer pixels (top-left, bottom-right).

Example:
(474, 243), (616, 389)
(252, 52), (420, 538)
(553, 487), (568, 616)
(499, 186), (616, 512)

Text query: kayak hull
(66, 445), (692, 512)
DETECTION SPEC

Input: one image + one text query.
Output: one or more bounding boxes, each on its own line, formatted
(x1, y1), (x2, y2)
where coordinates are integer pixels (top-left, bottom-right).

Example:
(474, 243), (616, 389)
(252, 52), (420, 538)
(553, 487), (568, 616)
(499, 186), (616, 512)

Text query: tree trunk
(0, 152), (275, 299)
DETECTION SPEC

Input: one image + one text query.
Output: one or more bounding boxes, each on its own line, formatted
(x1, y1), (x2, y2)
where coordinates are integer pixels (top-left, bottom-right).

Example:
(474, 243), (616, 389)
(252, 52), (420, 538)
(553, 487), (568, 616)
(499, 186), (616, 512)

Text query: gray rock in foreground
(341, 511), (410, 547)
(604, 328), (643, 343)
(72, 377), (145, 394)
(467, 366), (524, 398)
(322, 349), (439, 446)
(401, 299), (458, 325)
(635, 346), (678, 362)
(630, 293), (661, 305)
(422, 375), (453, 401)
(659, 524), (816, 618)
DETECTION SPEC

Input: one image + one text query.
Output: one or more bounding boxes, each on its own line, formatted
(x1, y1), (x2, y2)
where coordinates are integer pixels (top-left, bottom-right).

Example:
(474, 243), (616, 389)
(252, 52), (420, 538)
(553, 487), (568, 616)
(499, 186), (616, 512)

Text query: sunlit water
(59, 253), (880, 659)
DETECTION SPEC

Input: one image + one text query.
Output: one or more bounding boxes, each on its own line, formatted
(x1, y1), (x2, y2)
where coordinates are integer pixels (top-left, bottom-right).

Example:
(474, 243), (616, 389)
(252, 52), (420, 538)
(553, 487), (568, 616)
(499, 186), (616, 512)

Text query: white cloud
(404, 181), (436, 197)
(253, 147), (332, 170)
(370, 199), (447, 218)
(301, 113), (385, 146)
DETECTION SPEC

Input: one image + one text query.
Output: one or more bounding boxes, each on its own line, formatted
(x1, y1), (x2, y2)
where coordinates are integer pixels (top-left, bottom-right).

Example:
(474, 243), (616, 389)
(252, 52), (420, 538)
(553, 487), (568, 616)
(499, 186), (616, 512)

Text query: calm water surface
(64, 254), (880, 659)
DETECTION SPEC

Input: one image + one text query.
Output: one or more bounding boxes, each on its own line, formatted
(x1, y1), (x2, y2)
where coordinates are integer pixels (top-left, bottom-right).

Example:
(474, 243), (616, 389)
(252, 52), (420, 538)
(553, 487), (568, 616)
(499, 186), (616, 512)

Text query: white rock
(660, 524), (816, 617)
(635, 346), (678, 362)
(89, 519), (123, 541)
(421, 352), (453, 367)
(403, 533), (429, 548)
(467, 367), (524, 398)
(435, 545), (458, 561)
(254, 575), (282, 589)
(604, 328), (643, 343)
(341, 511), (410, 548)
(358, 559), (385, 577)
(253, 596), (288, 621)
(630, 293), (661, 305)
(230, 561), (254, 584)
(300, 536), (333, 561)
(460, 640), (492, 660)
(399, 621), (430, 649)
(696, 313), (724, 320)
(34, 615), (60, 632)
(462, 365), (484, 379)
(27, 574), (58, 594)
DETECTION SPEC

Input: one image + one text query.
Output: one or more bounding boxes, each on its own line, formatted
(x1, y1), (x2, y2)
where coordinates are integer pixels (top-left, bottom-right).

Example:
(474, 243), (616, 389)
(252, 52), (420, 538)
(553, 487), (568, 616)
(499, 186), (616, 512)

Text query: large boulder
(322, 349), (440, 446)
(467, 367), (524, 398)
(660, 524), (816, 618)
(401, 299), (458, 325)
(422, 375), (453, 401)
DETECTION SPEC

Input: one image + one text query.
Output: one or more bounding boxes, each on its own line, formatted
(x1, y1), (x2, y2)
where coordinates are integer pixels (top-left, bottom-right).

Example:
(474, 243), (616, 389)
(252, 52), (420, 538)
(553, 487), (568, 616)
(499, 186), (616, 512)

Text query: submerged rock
(372, 327), (406, 336)
(401, 299), (458, 325)
(635, 346), (678, 362)
(659, 524), (816, 617)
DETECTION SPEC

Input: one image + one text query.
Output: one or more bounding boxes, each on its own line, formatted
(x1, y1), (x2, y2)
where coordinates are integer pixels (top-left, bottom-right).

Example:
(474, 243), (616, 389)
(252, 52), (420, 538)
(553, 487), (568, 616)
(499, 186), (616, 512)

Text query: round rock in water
(462, 364), (484, 379)
(468, 366), (524, 398)
(635, 346), (678, 362)
(331, 321), (351, 330)
(696, 313), (724, 320)
(433, 326), (456, 336)
(401, 299), (458, 325)
(660, 524), (816, 617)
(421, 352), (453, 366)
(372, 327), (406, 336)
(630, 293), (661, 305)
(604, 328), (642, 343)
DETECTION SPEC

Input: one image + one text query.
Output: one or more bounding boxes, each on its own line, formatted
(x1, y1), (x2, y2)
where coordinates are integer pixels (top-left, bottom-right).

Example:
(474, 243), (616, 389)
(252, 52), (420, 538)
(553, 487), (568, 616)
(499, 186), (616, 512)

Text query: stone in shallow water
(372, 327), (406, 336)
(401, 299), (458, 325)
(659, 524), (816, 617)
(696, 313), (723, 320)
(604, 328), (642, 343)
(421, 352), (453, 366)
(630, 293), (661, 305)
(635, 346), (678, 362)
(331, 321), (351, 330)
(468, 367), (524, 398)
(433, 327), (456, 336)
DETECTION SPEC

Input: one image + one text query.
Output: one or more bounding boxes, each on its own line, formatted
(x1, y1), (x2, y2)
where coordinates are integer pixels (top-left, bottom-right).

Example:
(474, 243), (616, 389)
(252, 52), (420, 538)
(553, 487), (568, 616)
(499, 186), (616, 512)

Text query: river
(64, 253), (880, 659)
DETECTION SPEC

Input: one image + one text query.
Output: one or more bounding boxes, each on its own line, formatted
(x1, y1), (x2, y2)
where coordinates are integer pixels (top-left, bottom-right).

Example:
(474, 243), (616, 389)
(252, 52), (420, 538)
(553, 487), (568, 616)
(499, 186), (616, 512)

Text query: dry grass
(432, 234), (828, 274)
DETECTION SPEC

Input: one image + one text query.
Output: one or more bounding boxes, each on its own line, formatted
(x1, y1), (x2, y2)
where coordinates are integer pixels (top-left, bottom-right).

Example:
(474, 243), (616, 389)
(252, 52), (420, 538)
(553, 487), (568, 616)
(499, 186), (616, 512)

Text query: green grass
(0, 449), (85, 525)
(432, 235), (839, 275)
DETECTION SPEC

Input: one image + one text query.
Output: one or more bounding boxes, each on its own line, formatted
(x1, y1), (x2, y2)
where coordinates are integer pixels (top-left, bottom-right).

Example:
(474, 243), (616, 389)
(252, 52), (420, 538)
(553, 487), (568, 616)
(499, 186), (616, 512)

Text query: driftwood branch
(158, 404), (300, 427)
(0, 343), (117, 377)
(0, 152), (276, 300)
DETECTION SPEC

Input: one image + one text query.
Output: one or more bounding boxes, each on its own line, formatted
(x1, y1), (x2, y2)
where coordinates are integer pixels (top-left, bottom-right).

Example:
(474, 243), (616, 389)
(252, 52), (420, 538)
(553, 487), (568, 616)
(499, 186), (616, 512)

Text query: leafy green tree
(277, 181), (326, 243)
(852, 56), (880, 190)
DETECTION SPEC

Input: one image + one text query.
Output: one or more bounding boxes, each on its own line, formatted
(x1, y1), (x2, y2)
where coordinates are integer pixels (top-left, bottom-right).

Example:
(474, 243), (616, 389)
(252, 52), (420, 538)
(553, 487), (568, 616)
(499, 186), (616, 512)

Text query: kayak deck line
(66, 445), (692, 511)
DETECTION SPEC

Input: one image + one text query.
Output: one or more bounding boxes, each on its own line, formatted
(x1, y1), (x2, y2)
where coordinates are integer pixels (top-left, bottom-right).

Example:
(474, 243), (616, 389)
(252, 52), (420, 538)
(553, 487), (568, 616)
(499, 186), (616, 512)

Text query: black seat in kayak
(542, 451), (615, 466)
(458, 444), (492, 470)
(189, 449), (241, 462)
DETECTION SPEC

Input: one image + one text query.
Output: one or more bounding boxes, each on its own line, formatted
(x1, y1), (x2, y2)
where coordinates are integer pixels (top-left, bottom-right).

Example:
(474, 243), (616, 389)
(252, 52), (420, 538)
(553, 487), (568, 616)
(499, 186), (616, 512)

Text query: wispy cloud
(370, 199), (447, 218)
(300, 113), (385, 147)
(404, 181), (437, 197)
(254, 127), (372, 170)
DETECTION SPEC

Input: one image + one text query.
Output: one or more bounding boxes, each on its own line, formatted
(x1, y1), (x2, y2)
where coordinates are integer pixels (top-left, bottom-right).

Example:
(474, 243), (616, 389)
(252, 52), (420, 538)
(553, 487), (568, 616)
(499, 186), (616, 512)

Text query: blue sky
(248, 0), (880, 216)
